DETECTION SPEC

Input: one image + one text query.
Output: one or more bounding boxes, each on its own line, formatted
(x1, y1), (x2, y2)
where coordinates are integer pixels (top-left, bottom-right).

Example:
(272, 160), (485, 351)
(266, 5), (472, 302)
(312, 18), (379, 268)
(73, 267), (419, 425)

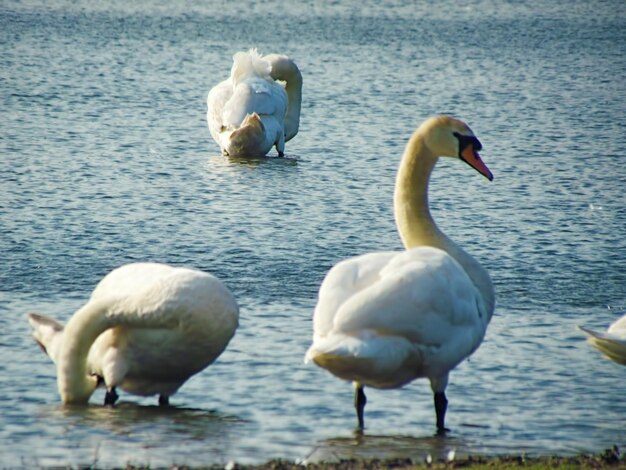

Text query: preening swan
(27, 262), (239, 405)
(579, 313), (626, 366)
(305, 116), (495, 433)
(207, 49), (302, 157)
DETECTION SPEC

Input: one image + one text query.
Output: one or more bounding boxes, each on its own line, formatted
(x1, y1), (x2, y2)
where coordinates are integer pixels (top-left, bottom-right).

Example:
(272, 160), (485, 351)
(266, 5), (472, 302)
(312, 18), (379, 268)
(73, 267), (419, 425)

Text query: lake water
(1, 0), (626, 467)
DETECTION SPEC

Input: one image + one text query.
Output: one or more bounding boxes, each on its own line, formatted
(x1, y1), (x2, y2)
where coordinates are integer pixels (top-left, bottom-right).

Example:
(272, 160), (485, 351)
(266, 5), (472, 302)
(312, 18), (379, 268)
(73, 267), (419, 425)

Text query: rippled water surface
(2, 0), (626, 467)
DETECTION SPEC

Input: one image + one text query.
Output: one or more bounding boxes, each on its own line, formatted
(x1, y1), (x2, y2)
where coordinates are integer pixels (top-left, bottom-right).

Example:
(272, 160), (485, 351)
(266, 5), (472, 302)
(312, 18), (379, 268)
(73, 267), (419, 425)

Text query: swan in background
(305, 116), (495, 433)
(27, 262), (239, 405)
(579, 313), (626, 366)
(207, 49), (302, 157)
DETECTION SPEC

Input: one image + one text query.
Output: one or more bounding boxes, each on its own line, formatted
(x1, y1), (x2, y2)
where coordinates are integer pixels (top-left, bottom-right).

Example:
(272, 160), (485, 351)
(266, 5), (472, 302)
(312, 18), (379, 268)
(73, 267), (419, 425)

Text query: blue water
(2, 0), (626, 467)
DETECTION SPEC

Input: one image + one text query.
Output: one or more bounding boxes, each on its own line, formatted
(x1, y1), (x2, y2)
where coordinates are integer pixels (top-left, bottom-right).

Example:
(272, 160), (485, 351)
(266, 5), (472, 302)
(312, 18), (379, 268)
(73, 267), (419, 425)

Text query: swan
(579, 313), (626, 366)
(305, 116), (495, 433)
(27, 262), (239, 405)
(207, 49), (302, 157)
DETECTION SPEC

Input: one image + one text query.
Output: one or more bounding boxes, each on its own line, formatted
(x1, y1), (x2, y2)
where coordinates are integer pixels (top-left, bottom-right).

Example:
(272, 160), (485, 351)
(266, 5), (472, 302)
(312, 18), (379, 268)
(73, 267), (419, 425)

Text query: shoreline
(119, 447), (626, 470)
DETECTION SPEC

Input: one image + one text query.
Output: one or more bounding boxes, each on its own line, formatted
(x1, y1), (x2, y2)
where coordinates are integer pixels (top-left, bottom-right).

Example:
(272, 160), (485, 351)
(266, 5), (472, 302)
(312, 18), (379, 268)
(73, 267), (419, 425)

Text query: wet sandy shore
(122, 446), (625, 469)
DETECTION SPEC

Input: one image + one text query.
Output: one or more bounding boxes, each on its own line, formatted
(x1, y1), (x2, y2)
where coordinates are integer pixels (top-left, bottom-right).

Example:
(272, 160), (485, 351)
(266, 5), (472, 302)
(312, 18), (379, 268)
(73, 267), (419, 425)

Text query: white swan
(207, 49), (302, 157)
(305, 116), (495, 433)
(579, 313), (626, 366)
(27, 262), (239, 405)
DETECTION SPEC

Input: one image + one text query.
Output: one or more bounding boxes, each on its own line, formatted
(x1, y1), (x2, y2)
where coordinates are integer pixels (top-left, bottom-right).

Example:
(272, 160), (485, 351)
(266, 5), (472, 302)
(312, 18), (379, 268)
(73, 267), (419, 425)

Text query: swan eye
(453, 132), (482, 154)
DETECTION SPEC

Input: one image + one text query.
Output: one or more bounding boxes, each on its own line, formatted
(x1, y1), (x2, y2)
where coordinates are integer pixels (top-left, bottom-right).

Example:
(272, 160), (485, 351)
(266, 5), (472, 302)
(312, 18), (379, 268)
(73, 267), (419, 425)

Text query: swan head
(27, 312), (98, 404)
(420, 116), (493, 181)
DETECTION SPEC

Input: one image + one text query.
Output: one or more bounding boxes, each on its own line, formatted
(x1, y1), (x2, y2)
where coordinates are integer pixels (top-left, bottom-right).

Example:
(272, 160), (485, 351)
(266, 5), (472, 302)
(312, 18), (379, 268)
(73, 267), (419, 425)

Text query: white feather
(306, 247), (486, 389)
(579, 313), (626, 366)
(305, 115), (495, 430)
(207, 49), (302, 157)
(27, 262), (239, 404)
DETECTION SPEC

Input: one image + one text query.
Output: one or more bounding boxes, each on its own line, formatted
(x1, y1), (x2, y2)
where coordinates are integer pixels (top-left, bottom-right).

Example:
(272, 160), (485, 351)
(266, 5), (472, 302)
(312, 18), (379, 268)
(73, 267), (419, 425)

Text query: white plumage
(207, 49), (302, 157)
(27, 262), (239, 405)
(309, 248), (487, 389)
(305, 116), (495, 433)
(579, 313), (626, 366)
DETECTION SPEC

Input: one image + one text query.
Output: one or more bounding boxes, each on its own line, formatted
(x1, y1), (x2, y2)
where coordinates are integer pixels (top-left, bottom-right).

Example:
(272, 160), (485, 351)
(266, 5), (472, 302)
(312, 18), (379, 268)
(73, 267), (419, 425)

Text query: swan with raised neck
(305, 115), (495, 433)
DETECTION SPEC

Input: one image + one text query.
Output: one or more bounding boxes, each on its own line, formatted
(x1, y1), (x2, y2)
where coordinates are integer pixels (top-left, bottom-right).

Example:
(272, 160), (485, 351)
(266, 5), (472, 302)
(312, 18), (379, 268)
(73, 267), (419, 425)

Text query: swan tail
(305, 332), (418, 388)
(579, 325), (626, 366)
(224, 113), (269, 157)
(27, 313), (64, 363)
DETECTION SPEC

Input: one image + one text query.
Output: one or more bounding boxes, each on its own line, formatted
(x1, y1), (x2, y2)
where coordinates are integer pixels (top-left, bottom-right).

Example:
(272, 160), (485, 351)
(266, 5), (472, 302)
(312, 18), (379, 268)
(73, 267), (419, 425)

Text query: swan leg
(104, 387), (119, 406)
(434, 391), (449, 434)
(276, 132), (285, 157)
(158, 395), (170, 406)
(354, 384), (367, 429)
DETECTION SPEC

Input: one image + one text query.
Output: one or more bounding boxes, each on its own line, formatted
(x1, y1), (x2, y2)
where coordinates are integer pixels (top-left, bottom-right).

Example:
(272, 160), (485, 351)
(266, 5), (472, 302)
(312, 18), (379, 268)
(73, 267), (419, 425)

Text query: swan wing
(316, 248), (485, 343)
(207, 79), (232, 144)
(334, 248), (486, 346)
(313, 251), (398, 338)
(308, 248), (487, 385)
(222, 78), (287, 128)
(89, 263), (239, 336)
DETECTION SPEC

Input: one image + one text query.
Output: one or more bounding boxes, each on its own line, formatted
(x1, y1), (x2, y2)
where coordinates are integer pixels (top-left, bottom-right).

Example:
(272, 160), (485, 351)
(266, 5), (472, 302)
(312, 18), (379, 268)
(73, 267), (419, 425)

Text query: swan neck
(393, 130), (495, 315)
(394, 132), (439, 249)
(268, 56), (302, 141)
(284, 77), (302, 141)
(55, 290), (186, 404)
(56, 302), (109, 404)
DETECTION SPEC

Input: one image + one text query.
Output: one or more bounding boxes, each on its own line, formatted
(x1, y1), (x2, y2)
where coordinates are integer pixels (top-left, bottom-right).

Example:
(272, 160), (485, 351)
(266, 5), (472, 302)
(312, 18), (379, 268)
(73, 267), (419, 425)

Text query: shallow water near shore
(2, 0), (626, 467)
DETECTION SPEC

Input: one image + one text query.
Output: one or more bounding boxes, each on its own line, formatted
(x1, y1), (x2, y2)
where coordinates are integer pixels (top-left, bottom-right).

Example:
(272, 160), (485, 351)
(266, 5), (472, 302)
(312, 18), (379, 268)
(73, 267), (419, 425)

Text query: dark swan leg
(434, 391), (450, 435)
(158, 395), (170, 406)
(104, 387), (119, 406)
(354, 384), (367, 430)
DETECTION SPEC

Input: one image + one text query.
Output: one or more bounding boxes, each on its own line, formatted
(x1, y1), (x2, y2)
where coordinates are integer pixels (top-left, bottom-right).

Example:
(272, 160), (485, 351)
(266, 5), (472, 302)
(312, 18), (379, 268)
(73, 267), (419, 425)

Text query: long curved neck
(56, 301), (108, 404)
(57, 298), (178, 404)
(393, 130), (495, 315)
(267, 55), (302, 141)
(394, 134), (441, 248)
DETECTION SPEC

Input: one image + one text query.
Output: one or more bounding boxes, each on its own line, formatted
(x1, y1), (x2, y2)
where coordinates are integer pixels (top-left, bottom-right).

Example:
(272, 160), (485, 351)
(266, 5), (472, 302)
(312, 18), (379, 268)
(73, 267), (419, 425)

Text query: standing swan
(27, 262), (239, 405)
(579, 313), (626, 366)
(207, 49), (302, 157)
(305, 116), (495, 433)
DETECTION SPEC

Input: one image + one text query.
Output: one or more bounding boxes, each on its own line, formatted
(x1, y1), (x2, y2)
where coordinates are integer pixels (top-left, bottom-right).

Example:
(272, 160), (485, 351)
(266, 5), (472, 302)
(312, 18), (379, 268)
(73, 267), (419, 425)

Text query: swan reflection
(25, 403), (246, 467)
(306, 432), (468, 464)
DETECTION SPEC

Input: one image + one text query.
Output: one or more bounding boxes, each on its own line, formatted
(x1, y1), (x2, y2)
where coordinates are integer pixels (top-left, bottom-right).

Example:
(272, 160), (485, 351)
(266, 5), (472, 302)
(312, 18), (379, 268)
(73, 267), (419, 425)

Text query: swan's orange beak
(460, 146), (493, 181)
